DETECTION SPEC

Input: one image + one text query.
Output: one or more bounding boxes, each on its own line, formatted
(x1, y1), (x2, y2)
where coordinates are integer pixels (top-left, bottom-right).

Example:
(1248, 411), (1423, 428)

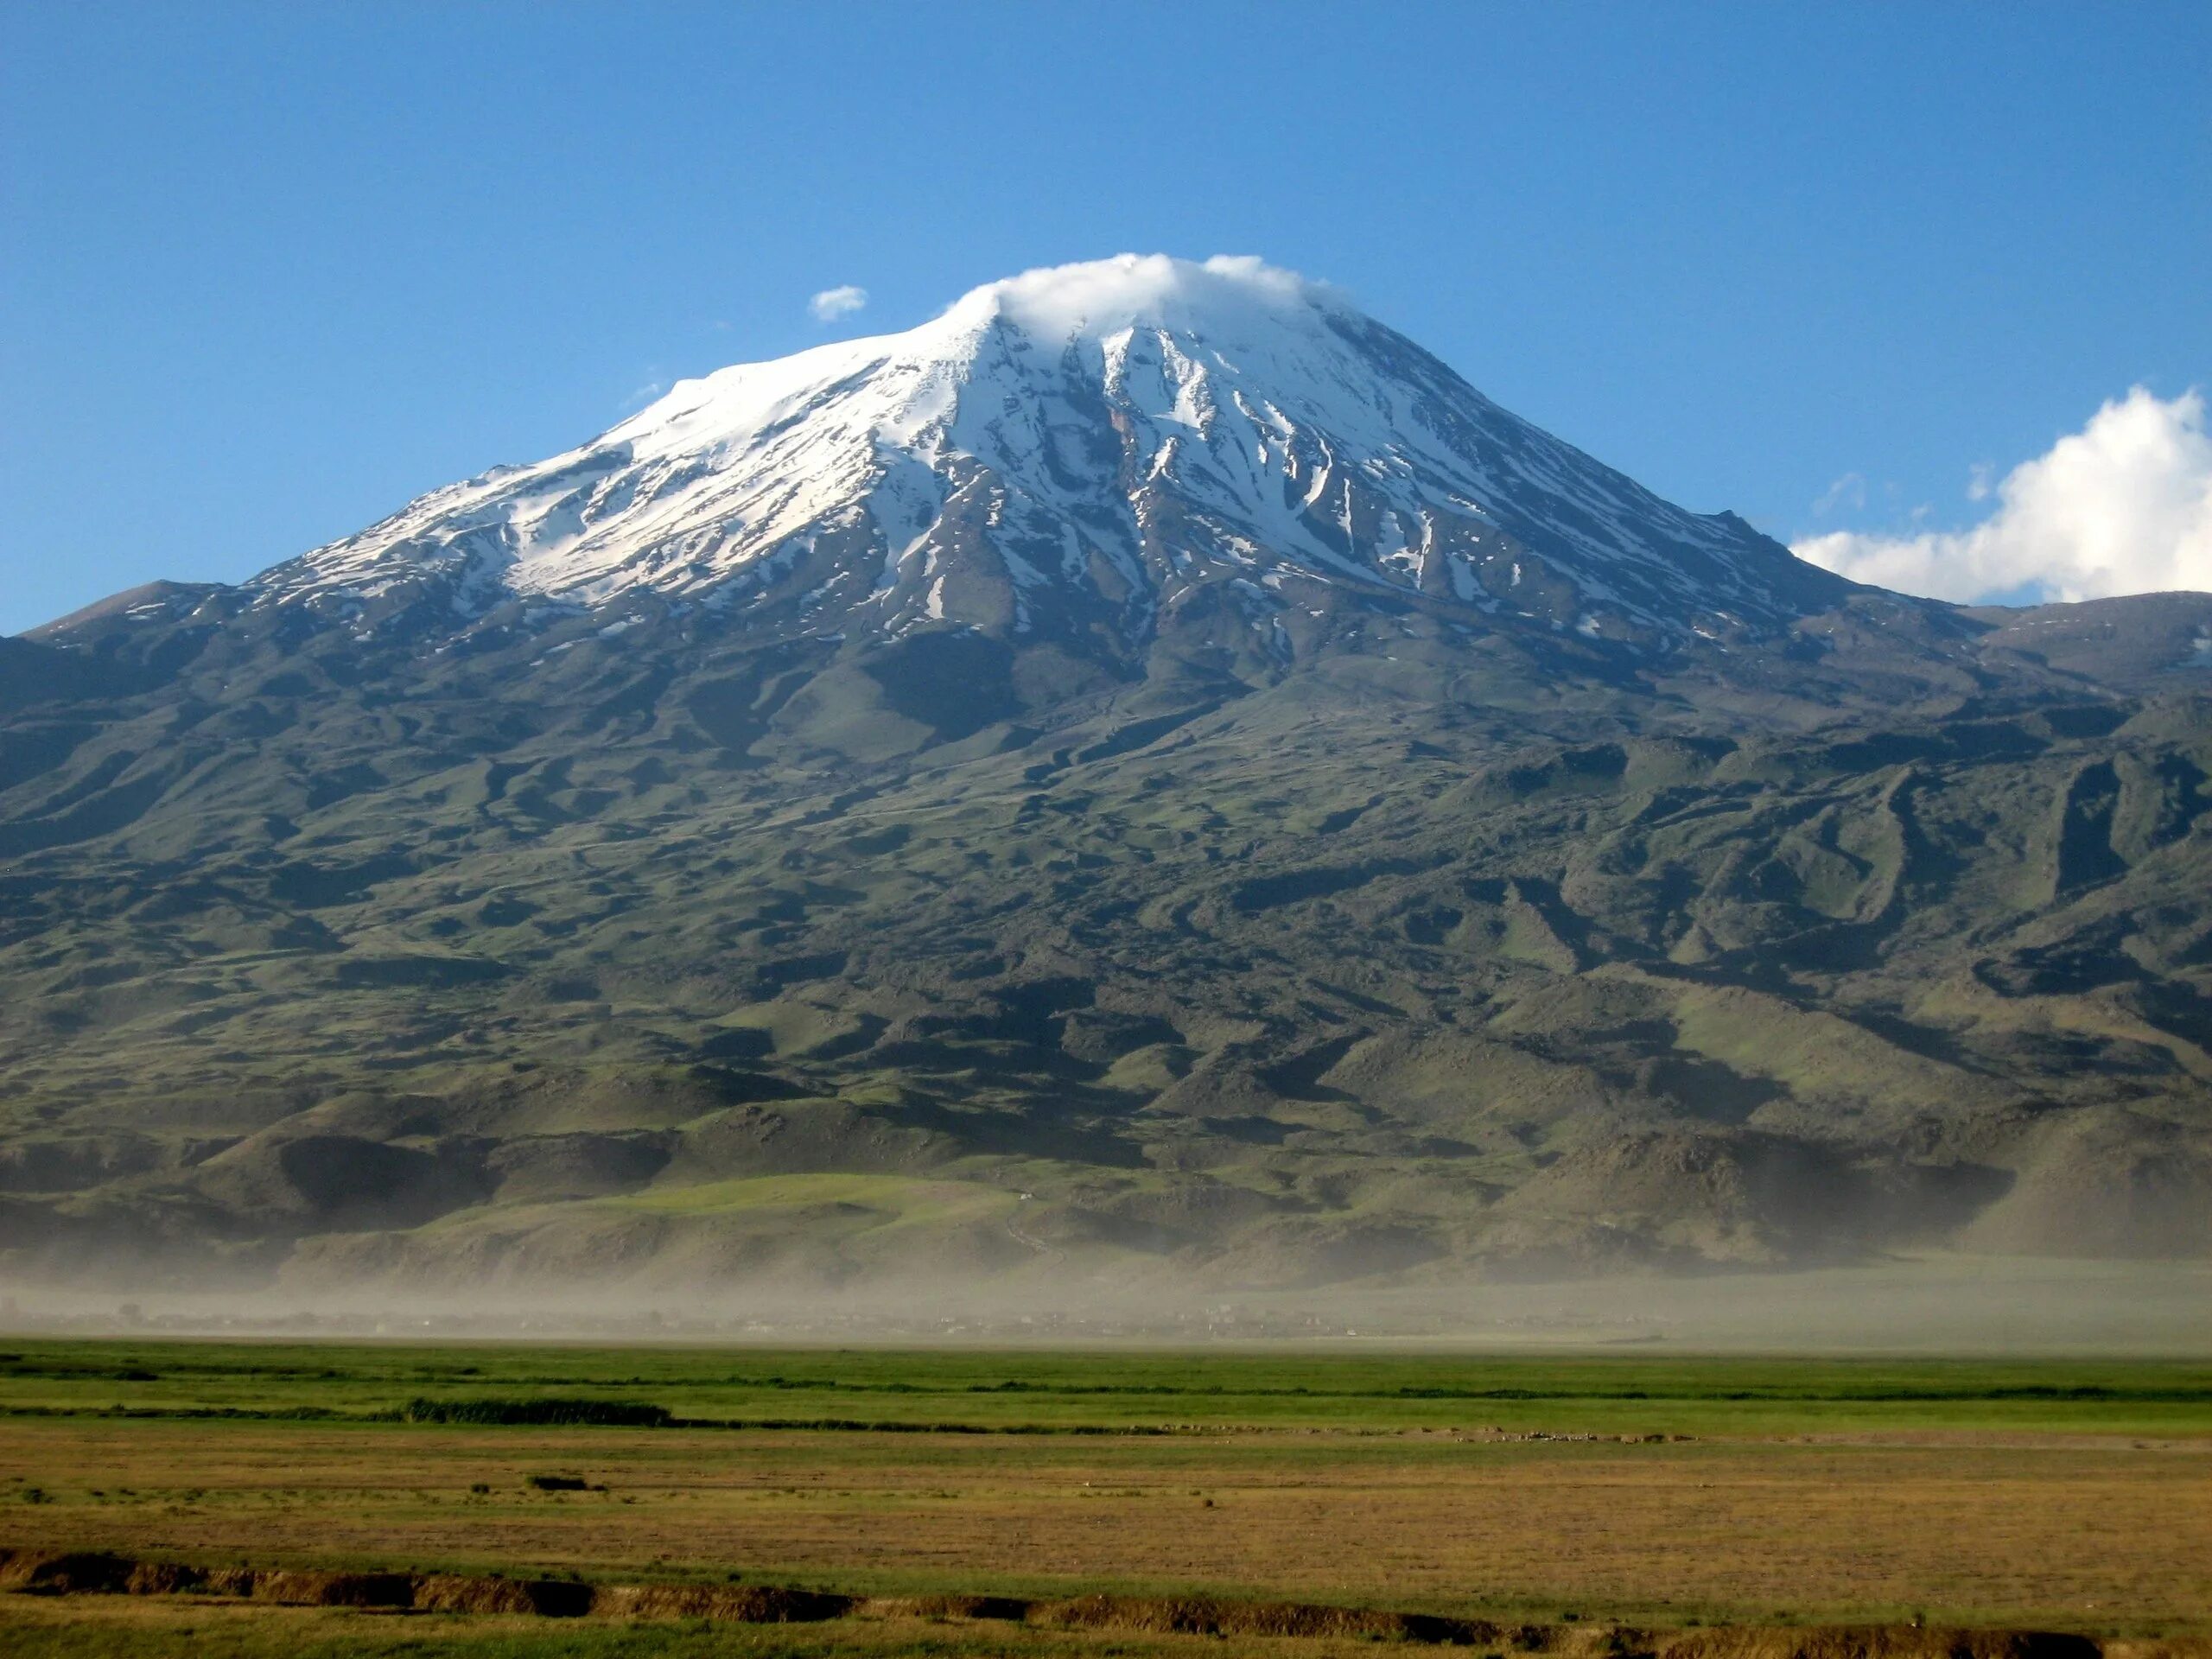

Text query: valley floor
(3, 1344), (2211, 1653)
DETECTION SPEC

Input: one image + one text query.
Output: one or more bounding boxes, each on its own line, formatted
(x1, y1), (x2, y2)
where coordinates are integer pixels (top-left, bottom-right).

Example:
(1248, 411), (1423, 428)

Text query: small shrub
(395, 1396), (672, 1428)
(524, 1473), (590, 1492)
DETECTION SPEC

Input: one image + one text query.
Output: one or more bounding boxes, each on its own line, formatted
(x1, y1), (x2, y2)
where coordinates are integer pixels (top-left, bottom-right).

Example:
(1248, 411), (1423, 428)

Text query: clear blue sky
(4, 2), (2207, 634)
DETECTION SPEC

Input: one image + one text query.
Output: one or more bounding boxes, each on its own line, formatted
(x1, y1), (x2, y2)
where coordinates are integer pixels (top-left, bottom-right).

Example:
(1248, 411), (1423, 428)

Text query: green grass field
(5, 1341), (2212, 1437)
(5, 1342), (2212, 1656)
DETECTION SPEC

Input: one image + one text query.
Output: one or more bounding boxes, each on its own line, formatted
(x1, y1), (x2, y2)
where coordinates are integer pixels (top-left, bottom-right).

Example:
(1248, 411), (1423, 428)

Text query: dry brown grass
(4, 1417), (2210, 1628)
(0, 1592), (1530, 1659)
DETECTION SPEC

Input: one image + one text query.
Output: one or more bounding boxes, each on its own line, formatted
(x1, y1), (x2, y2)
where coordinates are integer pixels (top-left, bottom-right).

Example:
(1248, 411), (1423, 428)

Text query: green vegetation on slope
(3, 586), (2209, 1290)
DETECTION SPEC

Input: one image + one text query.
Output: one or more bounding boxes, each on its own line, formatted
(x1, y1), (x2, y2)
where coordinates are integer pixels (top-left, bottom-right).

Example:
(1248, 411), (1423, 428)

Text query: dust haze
(6, 1255), (2208, 1354)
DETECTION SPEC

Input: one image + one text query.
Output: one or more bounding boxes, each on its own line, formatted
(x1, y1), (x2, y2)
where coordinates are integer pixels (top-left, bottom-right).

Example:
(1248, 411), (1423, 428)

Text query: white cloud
(620, 379), (665, 410)
(809, 284), (868, 322)
(1794, 387), (2212, 603)
(948, 253), (1335, 341)
(1811, 472), (1866, 516)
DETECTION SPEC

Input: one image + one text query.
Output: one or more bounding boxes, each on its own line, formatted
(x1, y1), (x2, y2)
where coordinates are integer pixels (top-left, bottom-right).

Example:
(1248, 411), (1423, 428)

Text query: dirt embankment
(3, 1545), (2202, 1657)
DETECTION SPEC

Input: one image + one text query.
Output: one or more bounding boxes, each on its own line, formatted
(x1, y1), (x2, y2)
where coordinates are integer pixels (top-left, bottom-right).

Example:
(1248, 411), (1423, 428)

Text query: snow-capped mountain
(15, 257), (2212, 1297)
(252, 255), (1841, 656)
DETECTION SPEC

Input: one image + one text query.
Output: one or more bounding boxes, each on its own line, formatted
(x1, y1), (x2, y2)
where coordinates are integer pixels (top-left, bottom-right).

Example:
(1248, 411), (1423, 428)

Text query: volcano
(4, 256), (2209, 1300)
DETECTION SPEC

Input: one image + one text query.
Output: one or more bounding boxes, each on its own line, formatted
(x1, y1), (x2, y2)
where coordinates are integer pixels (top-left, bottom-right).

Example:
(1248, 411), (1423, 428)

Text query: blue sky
(3, 2), (2208, 633)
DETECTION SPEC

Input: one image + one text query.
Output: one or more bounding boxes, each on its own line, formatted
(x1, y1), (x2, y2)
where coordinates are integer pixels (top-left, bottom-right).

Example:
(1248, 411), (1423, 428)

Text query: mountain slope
(4, 256), (2210, 1297)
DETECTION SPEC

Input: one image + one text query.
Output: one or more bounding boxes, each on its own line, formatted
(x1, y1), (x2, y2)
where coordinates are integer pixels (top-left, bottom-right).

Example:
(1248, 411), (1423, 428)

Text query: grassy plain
(3, 1342), (2211, 1655)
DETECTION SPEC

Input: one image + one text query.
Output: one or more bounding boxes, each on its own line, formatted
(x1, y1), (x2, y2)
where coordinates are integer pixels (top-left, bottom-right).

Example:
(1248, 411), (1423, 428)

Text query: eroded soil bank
(4, 1546), (2202, 1659)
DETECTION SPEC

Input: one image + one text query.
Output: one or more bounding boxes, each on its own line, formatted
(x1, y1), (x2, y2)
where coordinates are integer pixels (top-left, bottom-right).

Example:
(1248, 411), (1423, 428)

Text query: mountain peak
(604, 255), (1342, 465)
(244, 255), (1842, 655)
